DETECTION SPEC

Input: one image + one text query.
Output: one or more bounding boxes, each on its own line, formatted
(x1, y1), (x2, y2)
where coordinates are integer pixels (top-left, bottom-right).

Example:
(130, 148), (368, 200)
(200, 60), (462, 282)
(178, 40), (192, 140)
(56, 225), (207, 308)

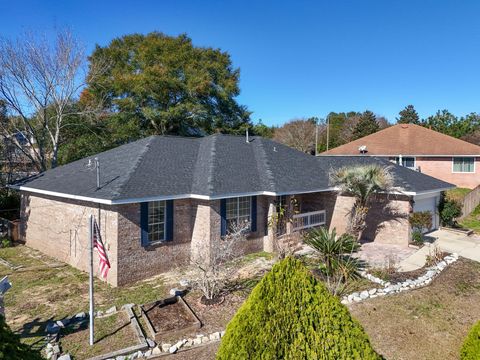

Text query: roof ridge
(112, 136), (157, 199)
(255, 138), (276, 192)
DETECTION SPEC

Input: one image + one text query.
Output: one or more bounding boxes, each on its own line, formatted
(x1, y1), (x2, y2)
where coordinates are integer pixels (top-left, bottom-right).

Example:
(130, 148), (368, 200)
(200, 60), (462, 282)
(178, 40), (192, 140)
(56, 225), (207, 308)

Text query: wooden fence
(0, 217), (20, 241)
(459, 185), (480, 220)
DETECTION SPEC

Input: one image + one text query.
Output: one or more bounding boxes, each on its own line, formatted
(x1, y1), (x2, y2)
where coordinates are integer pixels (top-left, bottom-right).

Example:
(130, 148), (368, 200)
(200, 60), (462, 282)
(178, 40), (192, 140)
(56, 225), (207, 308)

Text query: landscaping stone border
(341, 253), (459, 304)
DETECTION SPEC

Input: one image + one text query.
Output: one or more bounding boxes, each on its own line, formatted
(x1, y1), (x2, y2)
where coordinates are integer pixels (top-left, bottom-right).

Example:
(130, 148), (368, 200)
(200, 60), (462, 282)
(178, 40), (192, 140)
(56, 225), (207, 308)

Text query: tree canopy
(351, 111), (380, 140)
(397, 105), (420, 124)
(85, 32), (251, 138)
(273, 117), (317, 153)
(217, 257), (381, 360)
(0, 315), (42, 360)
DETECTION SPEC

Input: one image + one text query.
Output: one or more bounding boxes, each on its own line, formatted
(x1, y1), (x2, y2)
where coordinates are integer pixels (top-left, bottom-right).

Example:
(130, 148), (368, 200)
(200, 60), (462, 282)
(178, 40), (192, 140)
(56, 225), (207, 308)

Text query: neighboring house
(321, 124), (480, 189)
(10, 134), (453, 286)
(1, 132), (36, 184)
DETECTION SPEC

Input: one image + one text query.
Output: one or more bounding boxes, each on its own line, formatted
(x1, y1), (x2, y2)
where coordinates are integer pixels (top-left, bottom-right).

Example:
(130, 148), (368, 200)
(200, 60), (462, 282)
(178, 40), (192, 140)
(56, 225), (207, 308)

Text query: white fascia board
(10, 185), (339, 205)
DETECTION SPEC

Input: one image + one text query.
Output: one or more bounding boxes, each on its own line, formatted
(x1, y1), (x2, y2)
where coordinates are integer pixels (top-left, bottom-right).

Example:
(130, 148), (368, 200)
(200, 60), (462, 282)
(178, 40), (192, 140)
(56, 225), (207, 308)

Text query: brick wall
(414, 157), (479, 189)
(20, 193), (119, 286)
(116, 199), (194, 286)
(296, 191), (412, 246)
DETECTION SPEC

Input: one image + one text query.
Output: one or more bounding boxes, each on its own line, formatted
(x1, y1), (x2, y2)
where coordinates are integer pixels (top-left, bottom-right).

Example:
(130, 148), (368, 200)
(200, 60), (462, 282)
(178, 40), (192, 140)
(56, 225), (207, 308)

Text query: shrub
(0, 315), (42, 360)
(461, 320), (480, 359)
(409, 211), (432, 232)
(303, 227), (361, 295)
(439, 194), (462, 227)
(216, 257), (382, 360)
(0, 237), (11, 248)
(411, 230), (424, 246)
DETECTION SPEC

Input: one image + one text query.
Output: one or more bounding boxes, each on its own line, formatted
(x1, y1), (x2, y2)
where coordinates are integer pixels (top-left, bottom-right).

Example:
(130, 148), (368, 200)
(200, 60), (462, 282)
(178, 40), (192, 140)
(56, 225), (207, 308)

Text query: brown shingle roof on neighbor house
(322, 123), (480, 156)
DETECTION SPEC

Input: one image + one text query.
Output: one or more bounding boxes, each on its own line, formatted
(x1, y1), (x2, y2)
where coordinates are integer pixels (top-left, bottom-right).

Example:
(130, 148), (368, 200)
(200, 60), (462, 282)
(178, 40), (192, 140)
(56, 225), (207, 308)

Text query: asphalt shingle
(11, 134), (454, 203)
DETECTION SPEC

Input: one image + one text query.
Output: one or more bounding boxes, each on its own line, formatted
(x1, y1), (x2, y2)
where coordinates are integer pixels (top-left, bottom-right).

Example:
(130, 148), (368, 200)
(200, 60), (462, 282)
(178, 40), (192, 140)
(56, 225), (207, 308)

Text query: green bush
(0, 315), (42, 360)
(439, 195), (462, 227)
(411, 230), (424, 246)
(216, 257), (382, 360)
(0, 237), (11, 248)
(409, 211), (432, 232)
(461, 321), (480, 359)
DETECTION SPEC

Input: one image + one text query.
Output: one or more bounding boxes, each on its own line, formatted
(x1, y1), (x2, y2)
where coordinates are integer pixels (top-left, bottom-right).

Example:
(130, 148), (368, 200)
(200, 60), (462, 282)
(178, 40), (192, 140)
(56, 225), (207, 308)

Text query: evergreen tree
(352, 110), (380, 140)
(0, 316), (42, 360)
(397, 105), (420, 124)
(217, 257), (382, 360)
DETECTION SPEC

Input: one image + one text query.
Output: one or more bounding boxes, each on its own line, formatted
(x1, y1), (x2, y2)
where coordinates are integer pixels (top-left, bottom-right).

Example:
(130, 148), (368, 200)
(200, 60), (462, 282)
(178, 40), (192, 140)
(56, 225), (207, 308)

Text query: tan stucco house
(322, 124), (480, 189)
(11, 134), (453, 286)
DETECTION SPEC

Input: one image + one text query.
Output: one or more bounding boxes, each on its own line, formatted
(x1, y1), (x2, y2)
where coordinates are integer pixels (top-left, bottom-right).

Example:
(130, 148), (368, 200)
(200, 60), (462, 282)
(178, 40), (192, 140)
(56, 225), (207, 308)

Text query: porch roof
(10, 135), (454, 205)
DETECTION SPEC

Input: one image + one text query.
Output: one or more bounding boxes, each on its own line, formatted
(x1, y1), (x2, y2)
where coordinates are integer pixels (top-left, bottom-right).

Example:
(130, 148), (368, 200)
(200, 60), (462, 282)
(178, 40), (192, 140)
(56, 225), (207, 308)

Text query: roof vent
(358, 145), (368, 154)
(246, 129), (249, 143)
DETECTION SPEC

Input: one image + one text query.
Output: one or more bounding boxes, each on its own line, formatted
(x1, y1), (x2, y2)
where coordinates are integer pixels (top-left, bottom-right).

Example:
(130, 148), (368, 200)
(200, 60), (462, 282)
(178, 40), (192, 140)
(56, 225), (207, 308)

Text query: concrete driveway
(399, 229), (480, 271)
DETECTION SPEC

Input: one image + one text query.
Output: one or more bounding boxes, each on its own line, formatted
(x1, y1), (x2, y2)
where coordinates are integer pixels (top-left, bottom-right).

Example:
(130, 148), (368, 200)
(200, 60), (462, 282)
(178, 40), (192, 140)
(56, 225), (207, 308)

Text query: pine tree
(216, 257), (382, 360)
(0, 316), (42, 360)
(397, 105), (420, 124)
(352, 110), (380, 140)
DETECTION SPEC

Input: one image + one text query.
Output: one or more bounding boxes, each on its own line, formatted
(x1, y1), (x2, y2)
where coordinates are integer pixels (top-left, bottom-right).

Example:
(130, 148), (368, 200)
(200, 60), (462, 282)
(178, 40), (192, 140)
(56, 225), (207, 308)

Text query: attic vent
(358, 145), (368, 154)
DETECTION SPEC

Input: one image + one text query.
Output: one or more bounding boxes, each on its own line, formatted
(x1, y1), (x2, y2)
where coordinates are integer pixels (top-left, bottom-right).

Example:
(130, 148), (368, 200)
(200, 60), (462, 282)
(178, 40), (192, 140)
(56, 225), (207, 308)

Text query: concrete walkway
(399, 229), (480, 271)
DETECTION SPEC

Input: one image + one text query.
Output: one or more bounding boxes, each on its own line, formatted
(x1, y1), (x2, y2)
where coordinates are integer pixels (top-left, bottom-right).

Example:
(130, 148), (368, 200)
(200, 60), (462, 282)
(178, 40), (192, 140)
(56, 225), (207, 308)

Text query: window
(148, 201), (166, 242)
(395, 157), (416, 169)
(453, 157), (475, 173)
(225, 196), (251, 232)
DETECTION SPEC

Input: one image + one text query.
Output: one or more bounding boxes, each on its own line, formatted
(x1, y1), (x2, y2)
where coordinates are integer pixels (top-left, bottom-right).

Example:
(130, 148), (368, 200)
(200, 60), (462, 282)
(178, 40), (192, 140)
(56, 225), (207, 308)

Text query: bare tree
(273, 118), (316, 153)
(0, 30), (106, 171)
(191, 221), (250, 304)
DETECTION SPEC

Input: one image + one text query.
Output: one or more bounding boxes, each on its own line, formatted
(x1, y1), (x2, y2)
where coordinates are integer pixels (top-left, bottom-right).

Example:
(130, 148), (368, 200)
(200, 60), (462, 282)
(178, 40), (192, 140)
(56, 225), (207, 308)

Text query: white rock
(220, 330), (226, 337)
(144, 350), (152, 357)
(152, 346), (161, 355)
(161, 343), (171, 352)
(169, 345), (178, 354)
(105, 306), (117, 315)
(360, 291), (369, 300)
(347, 294), (354, 302)
(193, 338), (202, 345)
(368, 288), (377, 295)
(341, 299), (349, 305)
(179, 279), (190, 287)
(353, 296), (362, 302)
(58, 355), (71, 360)
(201, 336), (210, 343)
(169, 288), (184, 296)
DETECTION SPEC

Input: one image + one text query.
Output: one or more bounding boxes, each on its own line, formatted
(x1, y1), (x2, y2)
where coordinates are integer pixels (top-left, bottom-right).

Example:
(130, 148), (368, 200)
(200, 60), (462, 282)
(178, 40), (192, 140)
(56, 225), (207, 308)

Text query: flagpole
(88, 215), (94, 346)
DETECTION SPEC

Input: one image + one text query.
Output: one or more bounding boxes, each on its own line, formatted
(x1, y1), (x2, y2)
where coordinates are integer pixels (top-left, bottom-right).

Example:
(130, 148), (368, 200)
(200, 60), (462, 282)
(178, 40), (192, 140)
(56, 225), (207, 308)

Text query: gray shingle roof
(11, 134), (454, 204)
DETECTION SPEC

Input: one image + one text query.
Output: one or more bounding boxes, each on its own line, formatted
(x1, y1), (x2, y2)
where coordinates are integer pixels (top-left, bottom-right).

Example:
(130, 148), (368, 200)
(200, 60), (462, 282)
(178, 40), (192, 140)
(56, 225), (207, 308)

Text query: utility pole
(326, 114), (330, 152)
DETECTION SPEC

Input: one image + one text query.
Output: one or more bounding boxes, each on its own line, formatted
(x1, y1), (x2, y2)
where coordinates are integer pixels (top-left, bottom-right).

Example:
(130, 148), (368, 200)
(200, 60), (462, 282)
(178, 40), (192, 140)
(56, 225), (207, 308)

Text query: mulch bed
(143, 298), (197, 334)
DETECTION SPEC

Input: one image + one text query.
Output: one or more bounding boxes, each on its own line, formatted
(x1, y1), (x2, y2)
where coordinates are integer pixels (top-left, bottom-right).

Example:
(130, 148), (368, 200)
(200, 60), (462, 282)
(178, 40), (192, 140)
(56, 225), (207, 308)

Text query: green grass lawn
(460, 204), (480, 234)
(0, 244), (166, 348)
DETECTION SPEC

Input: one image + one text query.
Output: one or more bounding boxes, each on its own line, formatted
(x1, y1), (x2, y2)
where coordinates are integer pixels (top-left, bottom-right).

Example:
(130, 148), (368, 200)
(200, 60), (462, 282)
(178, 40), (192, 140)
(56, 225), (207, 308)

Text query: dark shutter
(140, 202), (149, 247)
(166, 200), (174, 241)
(251, 196), (257, 232)
(220, 198), (227, 236)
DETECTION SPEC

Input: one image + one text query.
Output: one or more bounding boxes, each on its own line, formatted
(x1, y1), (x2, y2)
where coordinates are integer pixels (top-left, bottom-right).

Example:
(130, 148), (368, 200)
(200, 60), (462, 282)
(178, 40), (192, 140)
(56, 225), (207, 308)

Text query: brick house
(11, 134), (453, 286)
(322, 123), (480, 189)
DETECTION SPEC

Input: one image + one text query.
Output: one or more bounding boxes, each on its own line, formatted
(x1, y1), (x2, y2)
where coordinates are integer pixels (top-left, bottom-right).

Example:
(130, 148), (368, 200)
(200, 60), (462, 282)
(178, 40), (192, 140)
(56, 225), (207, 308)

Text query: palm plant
(304, 227), (361, 295)
(330, 164), (393, 240)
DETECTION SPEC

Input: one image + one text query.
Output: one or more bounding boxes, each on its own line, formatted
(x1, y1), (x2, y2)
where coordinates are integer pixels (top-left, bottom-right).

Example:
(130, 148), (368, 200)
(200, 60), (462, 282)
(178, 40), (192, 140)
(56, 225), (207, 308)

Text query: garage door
(413, 195), (440, 232)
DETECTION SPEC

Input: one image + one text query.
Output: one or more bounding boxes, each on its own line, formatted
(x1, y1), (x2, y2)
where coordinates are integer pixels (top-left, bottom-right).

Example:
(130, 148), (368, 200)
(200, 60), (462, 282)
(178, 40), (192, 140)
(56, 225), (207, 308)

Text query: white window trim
(451, 157), (476, 174)
(394, 156), (416, 169)
(226, 196), (252, 231)
(148, 200), (167, 243)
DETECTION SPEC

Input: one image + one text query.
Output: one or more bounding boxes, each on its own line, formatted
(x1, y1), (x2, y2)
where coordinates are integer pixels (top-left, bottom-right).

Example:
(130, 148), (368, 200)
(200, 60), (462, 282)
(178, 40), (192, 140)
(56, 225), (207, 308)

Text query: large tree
(0, 30), (104, 170)
(396, 105), (420, 124)
(85, 32), (251, 138)
(273, 117), (317, 153)
(351, 110), (380, 140)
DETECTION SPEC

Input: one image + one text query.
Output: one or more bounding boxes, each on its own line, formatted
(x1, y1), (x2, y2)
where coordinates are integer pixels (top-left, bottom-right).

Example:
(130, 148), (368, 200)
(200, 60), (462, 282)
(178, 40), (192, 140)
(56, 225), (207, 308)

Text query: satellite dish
(358, 145), (368, 153)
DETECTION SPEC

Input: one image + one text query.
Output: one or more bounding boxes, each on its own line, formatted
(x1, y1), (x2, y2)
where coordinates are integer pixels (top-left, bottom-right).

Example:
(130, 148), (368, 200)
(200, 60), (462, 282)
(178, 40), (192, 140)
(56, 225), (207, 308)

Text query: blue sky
(1, 0), (480, 126)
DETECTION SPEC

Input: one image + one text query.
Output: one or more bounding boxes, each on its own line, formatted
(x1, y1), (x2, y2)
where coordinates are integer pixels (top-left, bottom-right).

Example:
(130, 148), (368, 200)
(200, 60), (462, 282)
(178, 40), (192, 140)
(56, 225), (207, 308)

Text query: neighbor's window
(148, 200), (166, 242)
(395, 157), (415, 169)
(453, 157), (474, 173)
(226, 196), (251, 232)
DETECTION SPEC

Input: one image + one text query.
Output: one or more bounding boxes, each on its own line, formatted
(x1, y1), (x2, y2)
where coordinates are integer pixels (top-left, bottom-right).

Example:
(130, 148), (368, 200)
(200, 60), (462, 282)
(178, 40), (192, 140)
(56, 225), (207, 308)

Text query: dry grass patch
(349, 258), (480, 360)
(59, 311), (138, 359)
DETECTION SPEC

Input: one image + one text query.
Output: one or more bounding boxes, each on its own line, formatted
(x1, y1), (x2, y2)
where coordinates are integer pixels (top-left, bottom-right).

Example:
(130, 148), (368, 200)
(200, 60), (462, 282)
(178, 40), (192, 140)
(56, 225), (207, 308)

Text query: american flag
(93, 219), (110, 279)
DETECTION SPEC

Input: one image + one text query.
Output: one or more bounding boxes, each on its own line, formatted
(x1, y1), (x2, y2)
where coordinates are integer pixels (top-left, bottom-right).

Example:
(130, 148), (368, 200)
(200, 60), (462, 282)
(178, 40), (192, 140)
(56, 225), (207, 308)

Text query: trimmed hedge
(216, 257), (382, 360)
(461, 321), (480, 359)
(0, 315), (42, 360)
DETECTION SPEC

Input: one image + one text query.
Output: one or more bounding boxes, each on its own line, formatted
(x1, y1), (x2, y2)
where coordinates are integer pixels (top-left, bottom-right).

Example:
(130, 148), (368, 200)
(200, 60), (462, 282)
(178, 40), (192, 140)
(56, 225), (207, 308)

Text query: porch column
(263, 197), (276, 253)
(285, 195), (294, 235)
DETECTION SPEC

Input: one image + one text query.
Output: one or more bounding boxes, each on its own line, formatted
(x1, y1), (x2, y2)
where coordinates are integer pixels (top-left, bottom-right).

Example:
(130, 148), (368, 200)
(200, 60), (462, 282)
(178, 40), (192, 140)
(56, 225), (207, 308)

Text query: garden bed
(141, 296), (201, 342)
